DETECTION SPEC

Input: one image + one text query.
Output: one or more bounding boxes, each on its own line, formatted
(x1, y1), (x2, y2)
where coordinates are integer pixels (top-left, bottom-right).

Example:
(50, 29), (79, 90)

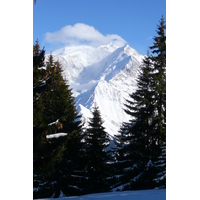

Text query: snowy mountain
(47, 43), (144, 138)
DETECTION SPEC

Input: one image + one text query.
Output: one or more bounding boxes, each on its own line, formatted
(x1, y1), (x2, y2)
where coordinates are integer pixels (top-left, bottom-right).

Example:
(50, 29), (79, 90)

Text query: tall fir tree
(83, 104), (111, 194)
(33, 40), (50, 198)
(33, 41), (84, 198)
(149, 15), (166, 147)
(33, 39), (46, 128)
(114, 16), (166, 190)
(149, 15), (166, 188)
(114, 51), (156, 190)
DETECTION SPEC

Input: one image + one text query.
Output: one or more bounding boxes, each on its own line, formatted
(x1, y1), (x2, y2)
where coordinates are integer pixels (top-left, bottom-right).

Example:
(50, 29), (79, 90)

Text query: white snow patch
(37, 189), (166, 200)
(46, 133), (67, 139)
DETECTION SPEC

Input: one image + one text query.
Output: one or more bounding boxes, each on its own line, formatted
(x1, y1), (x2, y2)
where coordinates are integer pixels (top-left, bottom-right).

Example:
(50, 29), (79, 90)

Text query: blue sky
(33, 0), (166, 55)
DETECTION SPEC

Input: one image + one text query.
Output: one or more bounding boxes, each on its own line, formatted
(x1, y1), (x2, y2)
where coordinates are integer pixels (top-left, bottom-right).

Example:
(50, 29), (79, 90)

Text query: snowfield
(37, 189), (166, 200)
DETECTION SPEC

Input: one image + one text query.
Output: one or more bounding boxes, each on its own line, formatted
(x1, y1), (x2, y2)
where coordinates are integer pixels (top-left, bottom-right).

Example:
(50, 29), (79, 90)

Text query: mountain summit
(46, 43), (144, 137)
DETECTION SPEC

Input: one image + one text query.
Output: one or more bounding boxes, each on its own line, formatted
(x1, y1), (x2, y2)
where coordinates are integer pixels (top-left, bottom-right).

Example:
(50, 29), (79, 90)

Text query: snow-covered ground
(37, 189), (166, 200)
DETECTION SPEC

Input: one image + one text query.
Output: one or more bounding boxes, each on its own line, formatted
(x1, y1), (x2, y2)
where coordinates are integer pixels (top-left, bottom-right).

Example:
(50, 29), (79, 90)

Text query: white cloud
(44, 23), (126, 47)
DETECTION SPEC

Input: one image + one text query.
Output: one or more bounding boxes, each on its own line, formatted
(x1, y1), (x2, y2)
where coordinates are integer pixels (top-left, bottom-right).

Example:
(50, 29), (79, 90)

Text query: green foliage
(149, 15), (166, 146)
(33, 41), (84, 198)
(114, 16), (166, 190)
(83, 104), (111, 193)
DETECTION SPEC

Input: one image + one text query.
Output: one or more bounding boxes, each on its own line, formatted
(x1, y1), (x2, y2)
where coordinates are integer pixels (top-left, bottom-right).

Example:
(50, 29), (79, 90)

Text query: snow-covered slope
(47, 43), (144, 137)
(37, 189), (166, 200)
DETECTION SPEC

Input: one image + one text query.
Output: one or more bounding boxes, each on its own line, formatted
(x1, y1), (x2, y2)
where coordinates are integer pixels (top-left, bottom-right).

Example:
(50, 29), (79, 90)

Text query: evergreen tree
(83, 104), (111, 194)
(33, 40), (54, 198)
(55, 128), (86, 197)
(114, 16), (166, 190)
(149, 15), (166, 147)
(33, 42), (84, 198)
(33, 39), (46, 128)
(149, 15), (166, 188)
(114, 51), (156, 190)
(42, 52), (80, 135)
(33, 39), (48, 177)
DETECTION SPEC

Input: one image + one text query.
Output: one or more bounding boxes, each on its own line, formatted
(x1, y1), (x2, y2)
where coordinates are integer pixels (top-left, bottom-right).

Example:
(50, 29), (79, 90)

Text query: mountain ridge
(46, 43), (144, 137)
